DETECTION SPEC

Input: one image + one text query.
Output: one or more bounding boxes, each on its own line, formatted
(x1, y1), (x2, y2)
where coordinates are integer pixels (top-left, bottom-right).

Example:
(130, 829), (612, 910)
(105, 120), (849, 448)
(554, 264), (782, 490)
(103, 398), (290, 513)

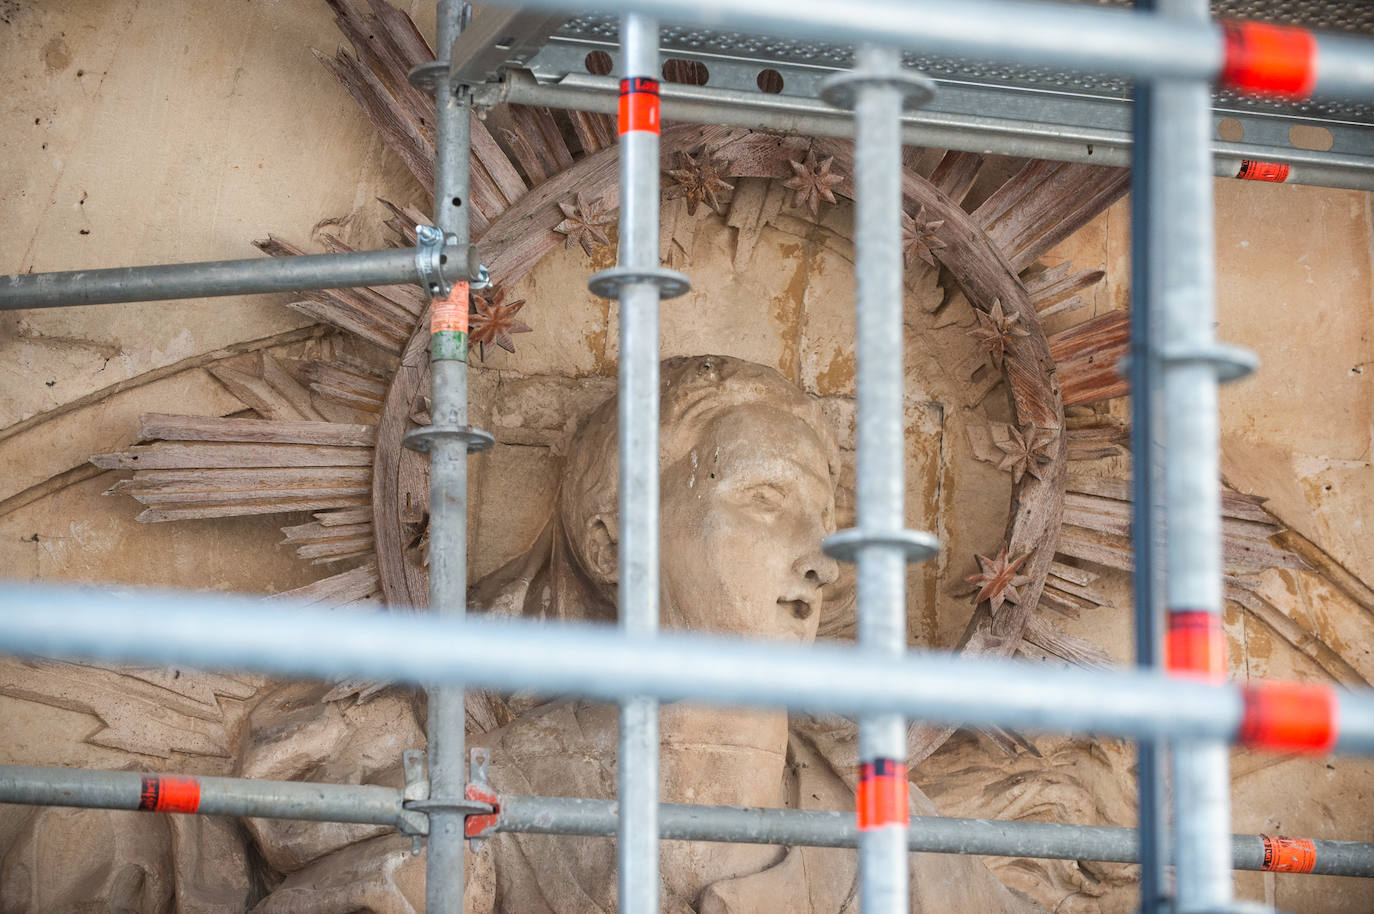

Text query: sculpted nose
(794, 548), (839, 589)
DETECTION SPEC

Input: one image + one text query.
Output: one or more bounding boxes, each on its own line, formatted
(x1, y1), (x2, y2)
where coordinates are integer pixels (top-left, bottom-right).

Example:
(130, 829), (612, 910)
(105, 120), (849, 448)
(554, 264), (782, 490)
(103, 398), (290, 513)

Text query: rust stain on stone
(1245, 621), (1274, 661)
(588, 225), (620, 273)
(770, 242), (807, 384)
(585, 295), (613, 377)
(1275, 569), (1299, 600)
(815, 350), (855, 396)
(42, 36), (71, 73)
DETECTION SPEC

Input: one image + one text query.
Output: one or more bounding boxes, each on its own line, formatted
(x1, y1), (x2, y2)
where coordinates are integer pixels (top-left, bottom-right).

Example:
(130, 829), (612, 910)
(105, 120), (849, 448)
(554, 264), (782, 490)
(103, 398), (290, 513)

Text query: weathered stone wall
(2, 2), (1373, 912)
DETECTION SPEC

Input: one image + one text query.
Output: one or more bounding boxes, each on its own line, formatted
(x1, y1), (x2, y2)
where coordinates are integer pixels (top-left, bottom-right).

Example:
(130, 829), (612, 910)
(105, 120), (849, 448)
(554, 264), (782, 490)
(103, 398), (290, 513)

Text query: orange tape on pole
(465, 783), (501, 838)
(1167, 610), (1227, 681)
(1261, 835), (1317, 873)
(856, 758), (909, 831)
(1236, 160), (1291, 183)
(618, 77), (661, 135)
(1220, 20), (1317, 99)
(138, 775), (201, 814)
(1238, 680), (1338, 754)
(430, 281), (470, 335)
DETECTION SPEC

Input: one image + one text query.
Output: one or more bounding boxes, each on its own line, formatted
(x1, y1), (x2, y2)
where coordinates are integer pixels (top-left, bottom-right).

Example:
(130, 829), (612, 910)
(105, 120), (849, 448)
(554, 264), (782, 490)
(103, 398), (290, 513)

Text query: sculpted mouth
(778, 597), (814, 620)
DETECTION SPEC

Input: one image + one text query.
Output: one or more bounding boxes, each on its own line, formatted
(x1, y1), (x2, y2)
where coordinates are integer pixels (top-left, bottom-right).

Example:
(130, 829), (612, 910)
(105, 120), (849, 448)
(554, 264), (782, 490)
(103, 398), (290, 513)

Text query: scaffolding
(3, 1), (1374, 912)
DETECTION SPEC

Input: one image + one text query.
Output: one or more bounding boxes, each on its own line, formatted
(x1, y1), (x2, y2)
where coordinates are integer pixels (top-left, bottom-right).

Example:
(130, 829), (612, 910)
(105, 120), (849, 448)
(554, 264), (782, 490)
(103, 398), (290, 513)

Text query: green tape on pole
(431, 330), (468, 362)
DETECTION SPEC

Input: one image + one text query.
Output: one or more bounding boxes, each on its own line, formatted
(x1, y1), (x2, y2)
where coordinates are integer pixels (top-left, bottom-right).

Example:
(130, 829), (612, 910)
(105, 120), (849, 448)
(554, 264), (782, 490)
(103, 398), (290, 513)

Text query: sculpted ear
(585, 514), (618, 585)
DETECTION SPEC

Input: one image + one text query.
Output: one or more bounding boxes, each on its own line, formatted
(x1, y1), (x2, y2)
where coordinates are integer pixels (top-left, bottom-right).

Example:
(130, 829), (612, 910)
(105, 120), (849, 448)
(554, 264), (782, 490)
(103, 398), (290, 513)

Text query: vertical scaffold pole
(1148, 0), (1254, 909)
(588, 14), (689, 913)
(1129, 1), (1170, 910)
(819, 46), (937, 914)
(615, 18), (661, 912)
(414, 1), (486, 909)
(851, 46), (910, 914)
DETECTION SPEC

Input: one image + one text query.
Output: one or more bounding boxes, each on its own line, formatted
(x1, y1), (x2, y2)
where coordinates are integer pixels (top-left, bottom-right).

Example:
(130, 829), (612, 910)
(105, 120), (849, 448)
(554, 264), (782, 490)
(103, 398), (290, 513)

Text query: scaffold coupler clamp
(465, 747), (501, 849)
(414, 223), (482, 300)
(401, 747), (497, 855)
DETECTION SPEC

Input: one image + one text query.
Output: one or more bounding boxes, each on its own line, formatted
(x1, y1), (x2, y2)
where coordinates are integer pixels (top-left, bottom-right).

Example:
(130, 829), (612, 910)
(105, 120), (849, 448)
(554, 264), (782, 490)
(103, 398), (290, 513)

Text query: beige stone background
(1, 1), (1373, 912)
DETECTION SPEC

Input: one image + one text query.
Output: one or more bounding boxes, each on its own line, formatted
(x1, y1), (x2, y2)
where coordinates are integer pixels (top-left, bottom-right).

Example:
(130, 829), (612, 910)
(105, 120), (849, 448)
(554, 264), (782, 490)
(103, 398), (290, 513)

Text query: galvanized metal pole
(1151, 0), (1250, 910)
(491, 793), (1374, 876)
(6, 764), (1374, 878)
(585, 14), (690, 913)
(1130, 2), (1169, 911)
(0, 765), (430, 834)
(852, 45), (910, 914)
(0, 244), (477, 310)
(475, 72), (1374, 194)
(819, 46), (938, 914)
(617, 16), (660, 912)
(3, 582), (1370, 752)
(421, 2), (476, 910)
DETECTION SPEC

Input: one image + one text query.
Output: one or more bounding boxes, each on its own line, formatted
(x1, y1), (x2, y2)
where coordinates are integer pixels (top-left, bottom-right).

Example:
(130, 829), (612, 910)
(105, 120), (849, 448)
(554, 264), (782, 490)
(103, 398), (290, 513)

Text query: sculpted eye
(748, 484), (787, 510)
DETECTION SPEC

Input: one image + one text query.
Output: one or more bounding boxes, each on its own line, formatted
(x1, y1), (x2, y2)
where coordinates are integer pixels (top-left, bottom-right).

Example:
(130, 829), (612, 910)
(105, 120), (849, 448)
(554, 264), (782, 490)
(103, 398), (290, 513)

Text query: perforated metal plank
(455, 3), (1374, 188)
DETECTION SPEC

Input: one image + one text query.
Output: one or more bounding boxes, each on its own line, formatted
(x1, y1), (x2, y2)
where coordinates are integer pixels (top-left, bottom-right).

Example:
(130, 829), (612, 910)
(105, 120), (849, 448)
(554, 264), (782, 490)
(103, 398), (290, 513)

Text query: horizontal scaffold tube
(1, 767), (1369, 878)
(0, 764), (427, 834)
(1, 583), (1373, 755)
(497, 795), (1374, 878)
(500, 0), (1374, 100)
(474, 72), (1374, 194)
(0, 243), (477, 310)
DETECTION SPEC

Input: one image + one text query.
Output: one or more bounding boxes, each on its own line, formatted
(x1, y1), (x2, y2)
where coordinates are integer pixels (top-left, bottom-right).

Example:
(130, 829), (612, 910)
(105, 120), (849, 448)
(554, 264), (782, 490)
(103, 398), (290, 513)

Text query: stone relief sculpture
(243, 354), (1041, 913)
(4, 3), (1374, 913)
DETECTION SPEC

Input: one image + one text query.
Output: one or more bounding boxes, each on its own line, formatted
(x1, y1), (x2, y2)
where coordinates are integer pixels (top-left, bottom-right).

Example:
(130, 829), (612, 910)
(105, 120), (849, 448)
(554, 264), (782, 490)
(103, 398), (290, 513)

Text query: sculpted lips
(777, 595), (816, 620)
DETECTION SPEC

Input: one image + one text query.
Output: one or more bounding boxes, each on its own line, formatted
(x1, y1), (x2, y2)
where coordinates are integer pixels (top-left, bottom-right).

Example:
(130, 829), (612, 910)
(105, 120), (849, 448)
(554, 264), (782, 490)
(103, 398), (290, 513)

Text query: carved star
(783, 151), (844, 217)
(900, 205), (947, 269)
(664, 149), (734, 216)
(967, 298), (1030, 369)
(553, 192), (615, 256)
(994, 423), (1057, 484)
(965, 546), (1034, 615)
(469, 286), (531, 360)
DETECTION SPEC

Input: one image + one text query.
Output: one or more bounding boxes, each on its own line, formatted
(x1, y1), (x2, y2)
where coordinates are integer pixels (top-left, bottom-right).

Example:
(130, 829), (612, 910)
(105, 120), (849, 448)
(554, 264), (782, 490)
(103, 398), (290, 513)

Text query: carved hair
(558, 355), (840, 580)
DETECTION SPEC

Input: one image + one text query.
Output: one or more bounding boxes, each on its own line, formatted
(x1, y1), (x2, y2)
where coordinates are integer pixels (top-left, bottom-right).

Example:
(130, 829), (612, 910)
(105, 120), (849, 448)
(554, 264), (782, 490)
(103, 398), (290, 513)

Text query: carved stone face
(658, 403), (838, 641)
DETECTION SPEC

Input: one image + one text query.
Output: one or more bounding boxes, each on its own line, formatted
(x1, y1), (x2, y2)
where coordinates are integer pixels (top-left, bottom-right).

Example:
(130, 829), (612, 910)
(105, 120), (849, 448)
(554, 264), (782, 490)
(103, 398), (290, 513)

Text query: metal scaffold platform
(3, 1), (1374, 913)
(454, 0), (1374, 190)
